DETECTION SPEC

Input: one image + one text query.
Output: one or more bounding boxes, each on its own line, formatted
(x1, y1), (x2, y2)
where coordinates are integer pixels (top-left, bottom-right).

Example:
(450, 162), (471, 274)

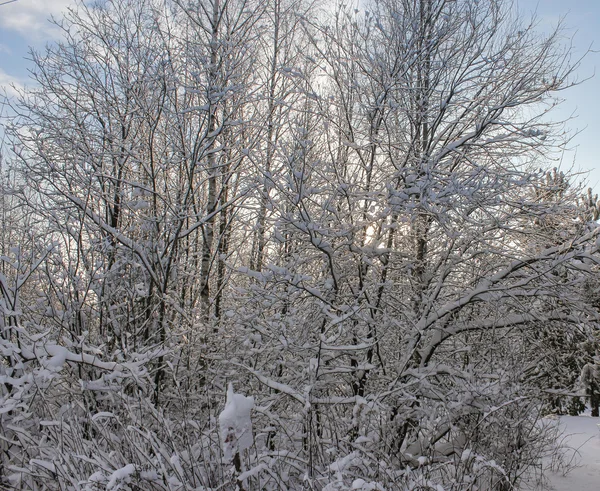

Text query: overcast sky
(1, 0), (599, 189)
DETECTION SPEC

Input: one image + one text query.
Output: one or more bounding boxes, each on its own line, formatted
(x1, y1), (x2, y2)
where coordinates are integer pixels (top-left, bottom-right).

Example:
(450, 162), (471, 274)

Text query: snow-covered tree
(222, 0), (600, 488)
(1, 0), (599, 489)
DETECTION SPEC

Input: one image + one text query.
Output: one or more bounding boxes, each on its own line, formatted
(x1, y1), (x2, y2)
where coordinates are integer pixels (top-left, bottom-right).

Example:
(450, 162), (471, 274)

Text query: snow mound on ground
(219, 383), (254, 461)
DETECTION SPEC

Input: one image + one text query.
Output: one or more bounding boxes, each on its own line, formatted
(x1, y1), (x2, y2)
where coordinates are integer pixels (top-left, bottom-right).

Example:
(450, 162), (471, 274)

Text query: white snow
(45, 344), (69, 369)
(351, 479), (384, 490)
(91, 411), (114, 421)
(546, 416), (600, 490)
(87, 470), (105, 484)
(219, 383), (254, 461)
(106, 464), (135, 490)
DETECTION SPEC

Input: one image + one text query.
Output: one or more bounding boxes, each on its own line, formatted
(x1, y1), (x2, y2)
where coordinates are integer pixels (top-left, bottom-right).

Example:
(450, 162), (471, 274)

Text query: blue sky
(1, 0), (600, 190)
(519, 0), (600, 191)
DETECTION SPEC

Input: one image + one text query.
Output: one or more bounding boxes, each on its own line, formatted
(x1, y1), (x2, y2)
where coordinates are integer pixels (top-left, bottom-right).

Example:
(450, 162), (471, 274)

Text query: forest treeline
(1, 0), (600, 489)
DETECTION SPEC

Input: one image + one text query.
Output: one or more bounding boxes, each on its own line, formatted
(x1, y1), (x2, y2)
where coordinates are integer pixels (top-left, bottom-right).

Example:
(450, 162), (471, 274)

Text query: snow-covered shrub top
(219, 383), (254, 461)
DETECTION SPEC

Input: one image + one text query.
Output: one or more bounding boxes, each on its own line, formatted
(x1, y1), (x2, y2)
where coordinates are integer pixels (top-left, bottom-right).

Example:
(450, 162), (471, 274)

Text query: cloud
(0, 67), (25, 99)
(0, 0), (76, 41)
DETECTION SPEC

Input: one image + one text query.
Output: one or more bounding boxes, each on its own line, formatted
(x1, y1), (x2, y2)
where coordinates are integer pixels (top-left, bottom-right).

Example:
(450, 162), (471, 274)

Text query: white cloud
(0, 0), (76, 41)
(0, 67), (25, 98)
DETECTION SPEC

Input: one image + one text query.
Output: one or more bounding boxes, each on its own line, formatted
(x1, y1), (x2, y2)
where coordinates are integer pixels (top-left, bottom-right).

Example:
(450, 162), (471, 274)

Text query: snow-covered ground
(546, 415), (600, 490)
